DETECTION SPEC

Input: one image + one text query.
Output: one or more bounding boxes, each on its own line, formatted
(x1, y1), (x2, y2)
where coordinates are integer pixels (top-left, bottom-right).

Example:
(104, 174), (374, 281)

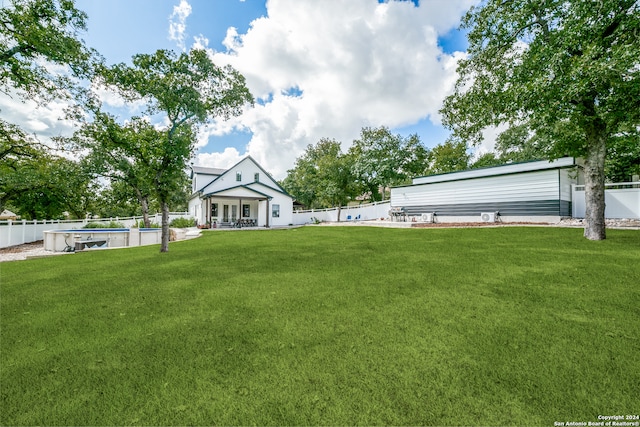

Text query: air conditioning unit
(480, 212), (497, 223)
(421, 212), (435, 223)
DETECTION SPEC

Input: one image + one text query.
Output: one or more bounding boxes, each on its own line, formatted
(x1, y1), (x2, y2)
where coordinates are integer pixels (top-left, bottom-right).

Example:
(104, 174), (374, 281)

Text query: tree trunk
(160, 201), (170, 252)
(140, 197), (150, 228)
(583, 129), (607, 240)
(134, 188), (151, 228)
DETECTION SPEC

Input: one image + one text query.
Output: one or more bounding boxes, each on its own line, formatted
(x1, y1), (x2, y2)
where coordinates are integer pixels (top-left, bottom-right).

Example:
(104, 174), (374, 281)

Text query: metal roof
(191, 166), (226, 176)
(408, 157), (578, 187)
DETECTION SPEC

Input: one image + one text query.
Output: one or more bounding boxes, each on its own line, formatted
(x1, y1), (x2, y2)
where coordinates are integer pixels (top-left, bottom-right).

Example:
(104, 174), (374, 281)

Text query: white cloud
(194, 0), (477, 179)
(196, 147), (244, 170)
(471, 124), (510, 160)
(0, 93), (77, 146)
(168, 0), (192, 51)
(91, 81), (148, 113)
(192, 34), (210, 51)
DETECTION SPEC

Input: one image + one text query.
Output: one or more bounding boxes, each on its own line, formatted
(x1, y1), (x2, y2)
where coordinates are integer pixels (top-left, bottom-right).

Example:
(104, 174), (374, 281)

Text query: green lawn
(1, 227), (639, 426)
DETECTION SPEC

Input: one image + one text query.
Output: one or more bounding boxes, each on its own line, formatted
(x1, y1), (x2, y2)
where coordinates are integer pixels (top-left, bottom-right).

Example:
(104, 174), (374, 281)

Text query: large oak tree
(441, 0), (640, 240)
(69, 112), (161, 227)
(1, 0), (99, 219)
(349, 126), (428, 201)
(281, 138), (358, 211)
(94, 49), (253, 252)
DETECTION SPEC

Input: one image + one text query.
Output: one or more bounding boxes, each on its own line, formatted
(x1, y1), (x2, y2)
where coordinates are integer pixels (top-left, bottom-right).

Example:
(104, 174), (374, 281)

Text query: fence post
(7, 219), (12, 246)
(21, 219), (26, 244)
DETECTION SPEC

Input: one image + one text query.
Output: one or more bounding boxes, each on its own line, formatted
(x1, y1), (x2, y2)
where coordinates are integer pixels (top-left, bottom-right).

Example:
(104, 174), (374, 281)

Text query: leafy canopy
(0, 0), (97, 101)
(349, 126), (428, 201)
(441, 0), (640, 240)
(282, 139), (358, 209)
(442, 0), (640, 155)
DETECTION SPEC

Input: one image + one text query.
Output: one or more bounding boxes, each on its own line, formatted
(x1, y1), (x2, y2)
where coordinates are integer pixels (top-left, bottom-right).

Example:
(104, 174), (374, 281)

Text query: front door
(223, 205), (229, 222)
(231, 205), (237, 222)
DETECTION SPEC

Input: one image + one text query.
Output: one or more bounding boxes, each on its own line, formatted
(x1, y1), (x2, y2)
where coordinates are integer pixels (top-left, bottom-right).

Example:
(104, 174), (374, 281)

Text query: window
(236, 172), (242, 182)
(242, 204), (250, 218)
(254, 173), (259, 182)
(211, 203), (218, 218)
(272, 204), (280, 218)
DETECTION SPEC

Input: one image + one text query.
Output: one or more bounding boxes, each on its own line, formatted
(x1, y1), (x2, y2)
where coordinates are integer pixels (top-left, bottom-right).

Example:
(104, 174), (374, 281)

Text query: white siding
(392, 170), (561, 207)
(559, 169), (576, 201)
(213, 186), (267, 198)
(188, 196), (206, 225)
(268, 193), (294, 226)
(192, 172), (219, 193)
(202, 157), (282, 195)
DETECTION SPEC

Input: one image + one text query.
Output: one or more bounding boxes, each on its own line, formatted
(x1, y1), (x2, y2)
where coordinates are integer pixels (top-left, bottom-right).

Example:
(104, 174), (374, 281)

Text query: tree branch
(0, 43), (37, 62)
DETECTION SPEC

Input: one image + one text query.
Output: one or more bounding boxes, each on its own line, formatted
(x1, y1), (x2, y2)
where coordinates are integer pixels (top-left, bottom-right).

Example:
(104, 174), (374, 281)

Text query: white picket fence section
(292, 201), (391, 225)
(572, 183), (640, 219)
(0, 212), (190, 249)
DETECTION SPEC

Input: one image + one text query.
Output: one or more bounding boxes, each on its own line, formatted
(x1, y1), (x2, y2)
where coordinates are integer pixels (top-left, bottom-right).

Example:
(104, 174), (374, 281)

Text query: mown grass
(1, 226), (639, 426)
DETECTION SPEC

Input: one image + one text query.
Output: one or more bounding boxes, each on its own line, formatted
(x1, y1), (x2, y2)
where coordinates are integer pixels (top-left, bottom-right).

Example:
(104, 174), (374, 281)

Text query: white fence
(0, 212), (190, 249)
(292, 201), (391, 225)
(572, 183), (640, 219)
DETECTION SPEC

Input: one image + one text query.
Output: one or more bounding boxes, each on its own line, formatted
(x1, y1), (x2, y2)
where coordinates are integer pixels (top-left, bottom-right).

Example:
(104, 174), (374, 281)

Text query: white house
(390, 157), (582, 223)
(188, 156), (293, 228)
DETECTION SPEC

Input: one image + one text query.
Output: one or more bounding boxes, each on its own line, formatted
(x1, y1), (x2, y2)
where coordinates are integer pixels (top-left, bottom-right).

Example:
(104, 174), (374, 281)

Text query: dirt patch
(410, 222), (545, 228)
(0, 240), (44, 254)
(0, 240), (70, 262)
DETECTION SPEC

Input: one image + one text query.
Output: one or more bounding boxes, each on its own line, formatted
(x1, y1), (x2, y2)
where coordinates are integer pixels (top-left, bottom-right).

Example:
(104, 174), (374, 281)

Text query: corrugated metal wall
(391, 169), (574, 216)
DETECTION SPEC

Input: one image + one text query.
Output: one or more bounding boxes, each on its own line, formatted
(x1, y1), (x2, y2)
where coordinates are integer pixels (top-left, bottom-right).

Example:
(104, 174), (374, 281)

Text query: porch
(216, 218), (258, 229)
(201, 194), (273, 229)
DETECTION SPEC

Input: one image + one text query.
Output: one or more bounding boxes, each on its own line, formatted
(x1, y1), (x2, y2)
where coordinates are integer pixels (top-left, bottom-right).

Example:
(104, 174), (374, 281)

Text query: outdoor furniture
(75, 239), (108, 251)
(235, 219), (257, 228)
(389, 207), (407, 222)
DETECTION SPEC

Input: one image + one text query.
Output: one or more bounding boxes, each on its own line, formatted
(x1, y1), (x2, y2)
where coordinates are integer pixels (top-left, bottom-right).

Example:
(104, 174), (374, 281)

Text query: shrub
(135, 220), (160, 228)
(169, 217), (196, 228)
(83, 221), (125, 229)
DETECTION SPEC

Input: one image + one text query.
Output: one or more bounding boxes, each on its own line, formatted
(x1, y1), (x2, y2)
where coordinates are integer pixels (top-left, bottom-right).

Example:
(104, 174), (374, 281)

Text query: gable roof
(203, 184), (274, 200)
(0, 209), (18, 219)
(246, 180), (290, 197)
(193, 155), (290, 196)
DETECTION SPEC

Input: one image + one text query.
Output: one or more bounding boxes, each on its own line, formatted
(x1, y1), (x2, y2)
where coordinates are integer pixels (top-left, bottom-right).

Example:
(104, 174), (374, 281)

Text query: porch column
(266, 198), (270, 228)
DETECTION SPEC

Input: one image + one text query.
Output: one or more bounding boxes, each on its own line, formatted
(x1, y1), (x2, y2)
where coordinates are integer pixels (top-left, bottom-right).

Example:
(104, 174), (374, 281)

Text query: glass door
(223, 205), (229, 222)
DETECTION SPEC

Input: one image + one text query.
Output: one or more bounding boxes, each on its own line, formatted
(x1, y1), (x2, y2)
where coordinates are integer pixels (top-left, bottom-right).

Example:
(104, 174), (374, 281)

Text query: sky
(2, 0), (485, 180)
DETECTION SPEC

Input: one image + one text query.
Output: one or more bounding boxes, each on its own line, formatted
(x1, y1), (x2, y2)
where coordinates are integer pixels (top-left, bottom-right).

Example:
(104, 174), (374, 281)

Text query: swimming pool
(43, 228), (162, 252)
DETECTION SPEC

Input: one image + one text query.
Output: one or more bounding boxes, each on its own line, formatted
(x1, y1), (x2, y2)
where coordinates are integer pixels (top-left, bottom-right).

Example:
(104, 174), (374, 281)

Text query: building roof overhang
(395, 157), (579, 189)
(202, 185), (273, 200)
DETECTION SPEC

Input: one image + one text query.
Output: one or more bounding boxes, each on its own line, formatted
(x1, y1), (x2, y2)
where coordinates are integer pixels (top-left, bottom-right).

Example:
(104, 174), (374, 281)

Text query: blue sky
(75, 0), (270, 63)
(2, 0), (479, 179)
